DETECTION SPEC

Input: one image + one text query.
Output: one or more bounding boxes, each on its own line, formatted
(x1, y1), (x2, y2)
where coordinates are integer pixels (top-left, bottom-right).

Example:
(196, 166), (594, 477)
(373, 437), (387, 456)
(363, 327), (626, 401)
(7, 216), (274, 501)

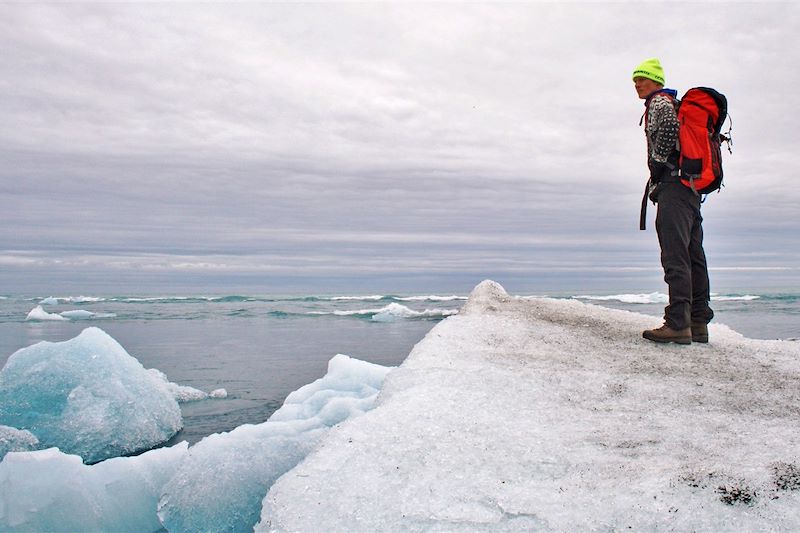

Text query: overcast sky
(1, 3), (798, 294)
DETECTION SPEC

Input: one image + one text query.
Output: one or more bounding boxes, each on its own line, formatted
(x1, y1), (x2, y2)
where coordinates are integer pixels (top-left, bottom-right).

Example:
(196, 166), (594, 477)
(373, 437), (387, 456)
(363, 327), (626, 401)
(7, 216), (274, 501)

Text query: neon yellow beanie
(632, 58), (665, 85)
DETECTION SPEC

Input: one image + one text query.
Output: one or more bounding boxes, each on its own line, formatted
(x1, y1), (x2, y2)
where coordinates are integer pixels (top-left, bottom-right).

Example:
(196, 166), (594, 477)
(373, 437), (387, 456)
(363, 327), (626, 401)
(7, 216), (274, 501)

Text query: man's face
(634, 77), (662, 99)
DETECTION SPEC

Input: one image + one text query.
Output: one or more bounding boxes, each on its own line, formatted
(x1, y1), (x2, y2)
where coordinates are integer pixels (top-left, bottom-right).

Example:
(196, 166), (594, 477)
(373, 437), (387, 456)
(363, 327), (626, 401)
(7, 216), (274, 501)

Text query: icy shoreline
(2, 280), (799, 531)
(261, 280), (800, 531)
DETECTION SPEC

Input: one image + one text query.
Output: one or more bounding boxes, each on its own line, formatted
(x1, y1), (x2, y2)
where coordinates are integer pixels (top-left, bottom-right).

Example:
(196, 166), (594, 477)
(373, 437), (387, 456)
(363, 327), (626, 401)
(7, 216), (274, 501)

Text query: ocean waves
(24, 294), (469, 305)
(573, 292), (669, 304)
(3, 292), (797, 340)
(568, 292), (799, 340)
(573, 292), (775, 304)
(7, 294), (467, 325)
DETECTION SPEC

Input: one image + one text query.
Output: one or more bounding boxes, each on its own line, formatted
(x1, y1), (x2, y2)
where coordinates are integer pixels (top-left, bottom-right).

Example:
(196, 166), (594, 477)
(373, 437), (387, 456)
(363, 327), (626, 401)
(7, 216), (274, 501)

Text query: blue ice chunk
(0, 327), (182, 464)
(0, 443), (187, 532)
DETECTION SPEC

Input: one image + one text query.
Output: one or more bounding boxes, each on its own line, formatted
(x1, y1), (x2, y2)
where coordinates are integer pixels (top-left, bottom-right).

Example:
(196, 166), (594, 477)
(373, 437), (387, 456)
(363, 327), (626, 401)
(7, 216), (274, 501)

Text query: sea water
(0, 295), (461, 445)
(0, 289), (797, 446)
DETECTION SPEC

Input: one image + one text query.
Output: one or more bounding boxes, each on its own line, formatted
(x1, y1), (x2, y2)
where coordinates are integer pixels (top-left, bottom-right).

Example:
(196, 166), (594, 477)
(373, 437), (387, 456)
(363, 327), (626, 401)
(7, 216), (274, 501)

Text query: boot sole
(692, 336), (709, 343)
(643, 332), (692, 345)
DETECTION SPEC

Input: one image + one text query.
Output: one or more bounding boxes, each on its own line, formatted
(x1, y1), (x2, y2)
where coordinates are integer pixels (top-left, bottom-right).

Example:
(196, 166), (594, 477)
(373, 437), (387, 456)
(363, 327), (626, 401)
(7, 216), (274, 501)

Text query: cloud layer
(2, 4), (798, 292)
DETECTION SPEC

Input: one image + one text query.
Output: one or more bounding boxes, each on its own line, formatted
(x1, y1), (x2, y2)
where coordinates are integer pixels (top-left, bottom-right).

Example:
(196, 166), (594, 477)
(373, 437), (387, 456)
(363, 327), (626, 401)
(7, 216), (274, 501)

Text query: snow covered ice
(0, 327), (183, 463)
(261, 280), (800, 532)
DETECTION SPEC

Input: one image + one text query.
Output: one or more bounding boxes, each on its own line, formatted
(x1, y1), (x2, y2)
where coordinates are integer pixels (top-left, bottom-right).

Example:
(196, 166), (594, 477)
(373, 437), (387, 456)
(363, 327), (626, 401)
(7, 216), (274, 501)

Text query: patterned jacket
(644, 89), (680, 168)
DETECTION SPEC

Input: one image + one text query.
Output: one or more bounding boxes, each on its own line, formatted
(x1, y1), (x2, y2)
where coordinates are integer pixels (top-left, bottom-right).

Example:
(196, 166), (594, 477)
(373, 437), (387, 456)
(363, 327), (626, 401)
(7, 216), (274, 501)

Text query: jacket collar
(644, 88), (678, 106)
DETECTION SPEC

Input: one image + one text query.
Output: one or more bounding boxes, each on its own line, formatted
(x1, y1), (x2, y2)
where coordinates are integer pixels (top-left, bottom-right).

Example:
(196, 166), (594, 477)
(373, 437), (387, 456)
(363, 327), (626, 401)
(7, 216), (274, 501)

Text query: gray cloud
(2, 3), (798, 293)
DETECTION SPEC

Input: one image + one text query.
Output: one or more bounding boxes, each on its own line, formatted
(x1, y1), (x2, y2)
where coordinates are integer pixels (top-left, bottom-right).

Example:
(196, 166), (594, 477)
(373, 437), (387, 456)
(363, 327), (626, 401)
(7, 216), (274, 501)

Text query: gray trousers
(655, 182), (714, 330)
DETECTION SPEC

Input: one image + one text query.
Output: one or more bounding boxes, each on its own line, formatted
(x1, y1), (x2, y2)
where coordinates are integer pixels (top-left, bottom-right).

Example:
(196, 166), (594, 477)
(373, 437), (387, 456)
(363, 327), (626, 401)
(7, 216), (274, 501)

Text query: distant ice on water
(25, 305), (116, 321)
(148, 368), (228, 402)
(25, 305), (68, 321)
(311, 302), (459, 321)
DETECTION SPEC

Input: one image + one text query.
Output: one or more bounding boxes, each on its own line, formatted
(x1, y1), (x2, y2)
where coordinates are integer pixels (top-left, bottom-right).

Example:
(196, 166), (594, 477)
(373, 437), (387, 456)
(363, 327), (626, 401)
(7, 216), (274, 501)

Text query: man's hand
(649, 161), (667, 182)
(648, 181), (663, 203)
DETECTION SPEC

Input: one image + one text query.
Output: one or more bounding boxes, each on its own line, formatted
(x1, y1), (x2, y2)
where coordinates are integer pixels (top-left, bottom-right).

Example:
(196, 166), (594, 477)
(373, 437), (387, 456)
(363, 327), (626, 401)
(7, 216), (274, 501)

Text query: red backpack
(675, 87), (730, 194)
(639, 87), (732, 230)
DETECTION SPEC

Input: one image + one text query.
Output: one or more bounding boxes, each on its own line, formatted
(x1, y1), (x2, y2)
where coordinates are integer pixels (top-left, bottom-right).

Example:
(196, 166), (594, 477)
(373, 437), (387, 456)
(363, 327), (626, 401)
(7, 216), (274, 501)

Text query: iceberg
(59, 309), (96, 319)
(59, 309), (119, 320)
(158, 354), (392, 533)
(260, 280), (800, 532)
(25, 305), (67, 321)
(24, 305), (115, 321)
(0, 443), (187, 532)
(0, 327), (182, 464)
(26, 307), (116, 321)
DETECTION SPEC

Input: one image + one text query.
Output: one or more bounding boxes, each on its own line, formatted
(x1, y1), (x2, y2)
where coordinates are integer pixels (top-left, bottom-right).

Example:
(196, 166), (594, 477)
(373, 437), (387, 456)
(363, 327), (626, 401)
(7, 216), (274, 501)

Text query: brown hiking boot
(642, 324), (692, 344)
(691, 322), (709, 343)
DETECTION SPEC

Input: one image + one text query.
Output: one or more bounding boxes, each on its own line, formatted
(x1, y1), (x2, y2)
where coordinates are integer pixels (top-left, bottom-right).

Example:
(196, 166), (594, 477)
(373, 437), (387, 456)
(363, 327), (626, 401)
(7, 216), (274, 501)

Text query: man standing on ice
(633, 58), (714, 344)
